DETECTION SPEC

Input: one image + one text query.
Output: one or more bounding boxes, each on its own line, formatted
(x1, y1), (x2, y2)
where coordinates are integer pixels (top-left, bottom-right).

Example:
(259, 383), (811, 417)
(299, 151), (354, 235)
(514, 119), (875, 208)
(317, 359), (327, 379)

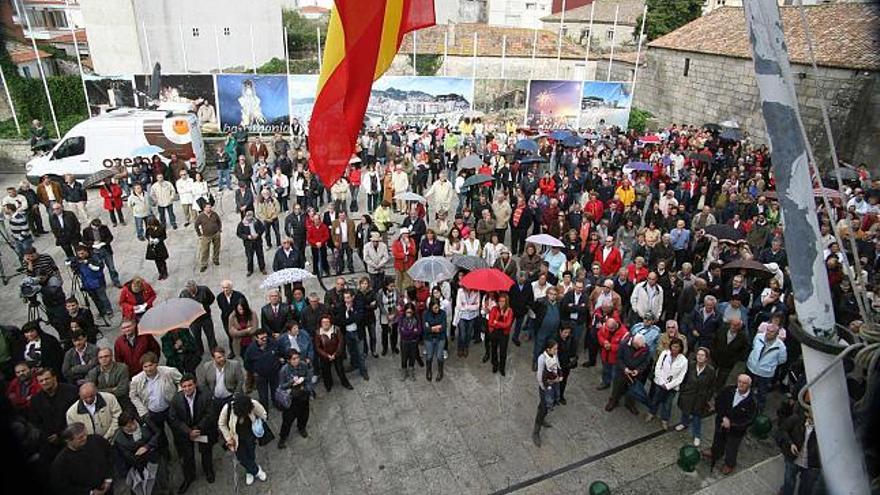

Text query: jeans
(12, 236), (32, 261)
(748, 372), (773, 413)
(601, 363), (616, 386)
(158, 205), (176, 228)
(678, 412), (703, 440)
(264, 219), (281, 248)
(95, 247), (120, 285)
(512, 315), (530, 341)
(254, 373), (278, 411)
(782, 459), (822, 495)
(344, 331), (367, 376)
(134, 215), (146, 240)
(457, 318), (475, 350)
(310, 245), (329, 276)
(532, 329), (553, 364)
(87, 286), (113, 316)
(425, 338), (445, 362)
(218, 168), (232, 190)
(648, 386), (677, 421)
(571, 322), (585, 359)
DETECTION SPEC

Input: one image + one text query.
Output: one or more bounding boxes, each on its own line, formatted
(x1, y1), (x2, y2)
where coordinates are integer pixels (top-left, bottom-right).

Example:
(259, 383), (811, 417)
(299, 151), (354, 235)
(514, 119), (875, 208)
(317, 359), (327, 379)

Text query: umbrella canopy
(722, 259), (774, 278)
(83, 168), (116, 188)
(550, 130), (571, 140)
(459, 154), (483, 169)
(703, 224), (744, 241)
(139, 298), (206, 336)
(525, 234), (565, 248)
(813, 187), (843, 200)
(562, 135), (585, 148)
(348, 156), (362, 164)
(394, 191), (427, 203)
(460, 268), (514, 292)
(719, 119), (740, 129)
(626, 161), (653, 172)
(461, 174), (495, 189)
(719, 129), (744, 141)
(688, 152), (711, 163)
(703, 123), (722, 131)
(638, 135), (661, 144)
(132, 144), (164, 156)
(260, 268), (315, 289)
(515, 139), (539, 152)
(450, 254), (488, 271)
(828, 168), (859, 181)
(408, 256), (458, 283)
(519, 156), (547, 165)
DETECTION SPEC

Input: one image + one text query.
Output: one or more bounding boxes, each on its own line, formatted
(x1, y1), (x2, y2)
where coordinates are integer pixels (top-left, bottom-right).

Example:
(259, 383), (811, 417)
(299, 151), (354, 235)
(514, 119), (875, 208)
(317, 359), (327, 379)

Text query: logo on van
(102, 157), (139, 169)
(172, 119), (189, 135)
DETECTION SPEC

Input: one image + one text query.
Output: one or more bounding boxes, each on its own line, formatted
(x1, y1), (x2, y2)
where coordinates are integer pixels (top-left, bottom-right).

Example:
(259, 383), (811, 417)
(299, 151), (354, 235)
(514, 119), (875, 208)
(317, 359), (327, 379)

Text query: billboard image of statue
(473, 79), (526, 130)
(287, 75), (318, 129)
(525, 80), (581, 130)
(84, 75), (135, 116)
(579, 81), (633, 130)
(367, 76), (473, 127)
(134, 74), (219, 133)
(216, 74), (290, 134)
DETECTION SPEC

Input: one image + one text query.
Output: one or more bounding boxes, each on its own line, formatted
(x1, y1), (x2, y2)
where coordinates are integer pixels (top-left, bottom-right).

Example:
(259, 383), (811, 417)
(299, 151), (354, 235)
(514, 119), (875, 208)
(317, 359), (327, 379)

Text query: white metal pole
(471, 33), (477, 80)
(22, 8), (59, 138)
(443, 30), (448, 76)
(141, 21), (152, 71)
(584, 0), (595, 67)
(743, 2), (870, 494)
(0, 68), (21, 135)
(556, 0), (567, 79)
(250, 24), (258, 74)
(284, 27), (293, 137)
(177, 22), (189, 72)
(530, 27), (538, 79)
(316, 27), (323, 71)
(65, 0), (89, 115)
(501, 35), (507, 79)
(412, 30), (417, 75)
(606, 4), (619, 82)
(214, 25), (223, 73)
(630, 4), (648, 90)
(284, 27), (292, 75)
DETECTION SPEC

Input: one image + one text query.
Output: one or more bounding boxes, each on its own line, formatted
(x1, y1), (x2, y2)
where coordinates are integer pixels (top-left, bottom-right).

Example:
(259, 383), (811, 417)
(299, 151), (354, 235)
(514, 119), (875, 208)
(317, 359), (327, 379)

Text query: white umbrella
(525, 234), (565, 248)
(260, 268), (315, 289)
(719, 119), (740, 129)
(349, 156), (362, 164)
(394, 191), (427, 203)
(408, 256), (458, 282)
(459, 154), (483, 169)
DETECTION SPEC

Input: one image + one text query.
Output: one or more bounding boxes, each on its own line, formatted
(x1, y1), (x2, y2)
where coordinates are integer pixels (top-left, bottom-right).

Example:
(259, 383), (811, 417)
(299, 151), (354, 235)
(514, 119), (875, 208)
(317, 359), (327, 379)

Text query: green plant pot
(678, 445), (700, 472)
(589, 481), (611, 495)
(751, 414), (772, 439)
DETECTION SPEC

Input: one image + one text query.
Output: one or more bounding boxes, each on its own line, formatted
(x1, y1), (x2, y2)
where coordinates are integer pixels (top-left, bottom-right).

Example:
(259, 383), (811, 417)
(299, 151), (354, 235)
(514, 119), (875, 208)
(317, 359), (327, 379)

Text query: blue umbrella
(562, 135), (585, 148)
(550, 130), (571, 140)
(132, 144), (164, 156)
(520, 156), (547, 165)
(516, 139), (538, 152)
(720, 129), (743, 141)
(627, 161), (653, 171)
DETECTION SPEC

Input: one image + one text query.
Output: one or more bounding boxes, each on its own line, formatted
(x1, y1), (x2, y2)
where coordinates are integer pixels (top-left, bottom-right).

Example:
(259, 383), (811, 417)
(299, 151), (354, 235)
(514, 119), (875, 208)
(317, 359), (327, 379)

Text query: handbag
(274, 385), (292, 410)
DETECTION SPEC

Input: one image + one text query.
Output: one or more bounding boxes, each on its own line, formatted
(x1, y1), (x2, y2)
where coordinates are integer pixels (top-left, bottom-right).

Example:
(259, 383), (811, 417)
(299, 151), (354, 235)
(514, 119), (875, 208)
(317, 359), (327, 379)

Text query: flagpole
(65, 0), (89, 115)
(584, 0), (595, 78)
(214, 25), (223, 73)
(284, 27), (293, 137)
(556, 0), (567, 79)
(250, 24), (258, 74)
(316, 27), (323, 71)
(177, 22), (189, 72)
(412, 30), (418, 75)
(471, 33), (477, 80)
(22, 6), (59, 138)
(443, 30), (449, 76)
(607, 4), (619, 82)
(501, 34), (507, 79)
(530, 27), (538, 79)
(631, 5), (648, 90)
(141, 21), (152, 71)
(0, 68), (21, 135)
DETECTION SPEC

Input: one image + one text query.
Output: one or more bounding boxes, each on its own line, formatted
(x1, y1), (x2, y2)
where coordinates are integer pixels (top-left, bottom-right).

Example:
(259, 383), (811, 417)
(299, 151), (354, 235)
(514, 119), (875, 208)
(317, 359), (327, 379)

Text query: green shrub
(628, 106), (653, 133)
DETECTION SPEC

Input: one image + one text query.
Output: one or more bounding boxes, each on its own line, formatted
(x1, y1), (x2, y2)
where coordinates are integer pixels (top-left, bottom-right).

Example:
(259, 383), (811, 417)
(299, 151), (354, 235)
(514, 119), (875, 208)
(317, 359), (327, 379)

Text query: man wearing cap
(493, 246), (518, 279)
(392, 228), (417, 291)
(363, 230), (390, 291)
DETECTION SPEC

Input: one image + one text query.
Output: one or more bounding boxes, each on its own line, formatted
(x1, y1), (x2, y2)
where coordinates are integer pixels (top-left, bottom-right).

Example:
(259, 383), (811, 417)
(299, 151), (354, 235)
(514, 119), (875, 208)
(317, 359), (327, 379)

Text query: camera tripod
(26, 297), (48, 323)
(68, 265), (111, 328)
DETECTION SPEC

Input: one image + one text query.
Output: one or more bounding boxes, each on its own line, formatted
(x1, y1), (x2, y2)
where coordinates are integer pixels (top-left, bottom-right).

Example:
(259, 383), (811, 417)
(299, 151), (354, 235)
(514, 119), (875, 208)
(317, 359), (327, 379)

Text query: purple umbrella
(627, 161), (653, 172)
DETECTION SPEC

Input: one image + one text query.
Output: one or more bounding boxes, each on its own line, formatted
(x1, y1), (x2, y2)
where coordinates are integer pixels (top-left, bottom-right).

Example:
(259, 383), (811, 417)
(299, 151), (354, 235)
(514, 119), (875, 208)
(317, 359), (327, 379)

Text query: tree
(283, 10), (329, 56)
(634, 0), (703, 42)
(627, 107), (653, 133)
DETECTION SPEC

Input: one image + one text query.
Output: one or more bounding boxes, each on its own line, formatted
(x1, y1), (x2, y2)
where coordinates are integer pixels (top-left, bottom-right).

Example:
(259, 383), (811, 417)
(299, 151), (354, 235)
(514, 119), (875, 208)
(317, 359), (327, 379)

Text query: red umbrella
(638, 134), (661, 144)
(460, 268), (514, 292)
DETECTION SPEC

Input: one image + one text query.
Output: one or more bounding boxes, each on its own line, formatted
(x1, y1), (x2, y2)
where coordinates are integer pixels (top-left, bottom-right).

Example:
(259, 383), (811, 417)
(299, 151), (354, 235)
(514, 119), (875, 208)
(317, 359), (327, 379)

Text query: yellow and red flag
(308, 0), (435, 187)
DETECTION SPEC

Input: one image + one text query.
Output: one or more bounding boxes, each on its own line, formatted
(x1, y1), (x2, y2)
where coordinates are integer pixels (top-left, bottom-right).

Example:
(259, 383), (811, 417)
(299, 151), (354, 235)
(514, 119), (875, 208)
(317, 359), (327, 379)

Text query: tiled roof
(542, 0), (645, 26)
(400, 23), (587, 60)
(5, 42), (52, 64)
(299, 5), (329, 14)
(47, 29), (88, 44)
(648, 4), (880, 71)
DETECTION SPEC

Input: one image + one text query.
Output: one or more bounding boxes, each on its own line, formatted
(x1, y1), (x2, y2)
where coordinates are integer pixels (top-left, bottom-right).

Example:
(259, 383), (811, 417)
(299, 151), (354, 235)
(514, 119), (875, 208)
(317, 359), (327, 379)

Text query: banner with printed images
(216, 74), (290, 134)
(366, 76), (474, 127)
(83, 75), (135, 116)
(578, 81), (633, 130)
(134, 74), (219, 133)
(473, 79), (526, 129)
(287, 75), (318, 128)
(525, 80), (582, 129)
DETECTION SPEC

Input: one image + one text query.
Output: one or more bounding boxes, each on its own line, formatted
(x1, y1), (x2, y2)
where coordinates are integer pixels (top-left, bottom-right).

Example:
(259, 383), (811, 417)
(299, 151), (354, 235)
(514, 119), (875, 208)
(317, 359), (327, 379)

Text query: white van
(26, 108), (204, 183)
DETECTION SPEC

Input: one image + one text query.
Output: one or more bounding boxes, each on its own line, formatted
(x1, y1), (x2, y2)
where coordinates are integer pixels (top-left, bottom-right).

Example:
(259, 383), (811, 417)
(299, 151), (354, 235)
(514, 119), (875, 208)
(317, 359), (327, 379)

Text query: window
(683, 57), (690, 77)
(52, 136), (86, 160)
(223, 27), (231, 36)
(192, 27), (200, 37)
(606, 28), (614, 41)
(525, 3), (536, 10)
(21, 66), (31, 78)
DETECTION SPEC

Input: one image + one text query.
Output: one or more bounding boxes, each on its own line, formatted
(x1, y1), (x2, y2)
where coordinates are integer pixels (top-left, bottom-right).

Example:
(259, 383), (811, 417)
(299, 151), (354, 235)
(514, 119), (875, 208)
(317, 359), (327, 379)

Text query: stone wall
(593, 59), (636, 84)
(0, 139), (33, 172)
(633, 47), (880, 169)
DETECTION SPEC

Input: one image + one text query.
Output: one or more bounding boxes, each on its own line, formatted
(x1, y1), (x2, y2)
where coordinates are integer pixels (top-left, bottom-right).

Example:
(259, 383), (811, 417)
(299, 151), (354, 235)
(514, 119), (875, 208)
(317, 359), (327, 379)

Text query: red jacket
(348, 167), (361, 187)
(584, 199), (604, 222)
(391, 238), (417, 271)
(118, 280), (157, 320)
(487, 306), (514, 335)
(597, 322), (628, 365)
(306, 222), (330, 247)
(538, 177), (556, 196)
(6, 375), (41, 410)
(114, 334), (160, 377)
(626, 264), (649, 283)
(594, 246), (622, 277)
(99, 183), (123, 210)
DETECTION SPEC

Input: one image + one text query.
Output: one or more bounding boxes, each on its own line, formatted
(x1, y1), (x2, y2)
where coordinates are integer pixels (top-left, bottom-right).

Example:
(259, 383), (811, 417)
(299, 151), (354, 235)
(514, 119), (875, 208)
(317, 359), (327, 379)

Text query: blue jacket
(244, 337), (282, 378)
(76, 256), (106, 290)
(746, 333), (787, 378)
(629, 322), (660, 356)
(277, 361), (314, 394)
(423, 309), (447, 340)
(276, 329), (315, 362)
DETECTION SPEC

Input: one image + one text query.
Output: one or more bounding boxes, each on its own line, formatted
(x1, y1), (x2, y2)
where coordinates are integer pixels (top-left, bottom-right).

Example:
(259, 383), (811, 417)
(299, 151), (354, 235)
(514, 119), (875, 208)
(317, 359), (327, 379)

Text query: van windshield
(53, 136), (85, 159)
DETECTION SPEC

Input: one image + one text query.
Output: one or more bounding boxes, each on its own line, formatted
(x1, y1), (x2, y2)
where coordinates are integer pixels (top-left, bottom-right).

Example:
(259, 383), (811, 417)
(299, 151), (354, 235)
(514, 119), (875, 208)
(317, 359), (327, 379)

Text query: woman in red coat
(98, 178), (125, 227)
(487, 293), (515, 375)
(118, 276), (157, 321)
(597, 317), (628, 389)
(306, 212), (331, 276)
(391, 229), (417, 290)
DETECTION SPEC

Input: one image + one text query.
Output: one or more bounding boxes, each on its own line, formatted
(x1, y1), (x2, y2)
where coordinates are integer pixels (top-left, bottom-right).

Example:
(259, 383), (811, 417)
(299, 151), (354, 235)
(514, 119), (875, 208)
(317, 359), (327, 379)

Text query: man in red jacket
(594, 235), (623, 277)
(306, 211), (331, 277)
(584, 192), (605, 223)
(114, 319), (160, 378)
(391, 228), (417, 291)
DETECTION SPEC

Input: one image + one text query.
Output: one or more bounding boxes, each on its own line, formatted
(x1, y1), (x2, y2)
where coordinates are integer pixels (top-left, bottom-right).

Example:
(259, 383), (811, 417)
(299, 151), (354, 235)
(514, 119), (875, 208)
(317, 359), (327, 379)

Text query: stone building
(634, 3), (879, 169)
(541, 0), (644, 53)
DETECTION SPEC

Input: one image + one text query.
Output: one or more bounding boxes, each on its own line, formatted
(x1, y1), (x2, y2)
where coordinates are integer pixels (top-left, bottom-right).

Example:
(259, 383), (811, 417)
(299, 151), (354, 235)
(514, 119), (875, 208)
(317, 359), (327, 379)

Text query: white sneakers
(246, 467), (267, 486)
(693, 437), (701, 447)
(257, 467), (268, 482)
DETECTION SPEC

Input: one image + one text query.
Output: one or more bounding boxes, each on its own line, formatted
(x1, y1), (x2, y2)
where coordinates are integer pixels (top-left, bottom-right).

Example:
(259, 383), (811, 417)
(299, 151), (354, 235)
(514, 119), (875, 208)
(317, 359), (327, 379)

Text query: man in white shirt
(130, 352), (182, 451)
(196, 347), (244, 410)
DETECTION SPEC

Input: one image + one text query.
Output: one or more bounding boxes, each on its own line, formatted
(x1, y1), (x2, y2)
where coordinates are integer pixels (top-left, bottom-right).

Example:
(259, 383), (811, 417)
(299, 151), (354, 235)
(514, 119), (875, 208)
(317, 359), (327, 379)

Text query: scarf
(512, 204), (525, 227)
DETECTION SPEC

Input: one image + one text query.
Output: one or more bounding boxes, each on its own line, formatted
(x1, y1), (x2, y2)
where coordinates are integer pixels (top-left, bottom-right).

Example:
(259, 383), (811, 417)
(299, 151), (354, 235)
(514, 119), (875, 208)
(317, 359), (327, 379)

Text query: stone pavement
(0, 173), (782, 494)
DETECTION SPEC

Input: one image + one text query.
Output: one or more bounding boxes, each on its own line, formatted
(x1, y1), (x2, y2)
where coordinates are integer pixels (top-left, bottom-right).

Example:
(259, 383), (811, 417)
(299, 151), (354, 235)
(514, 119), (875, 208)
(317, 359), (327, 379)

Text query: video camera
(19, 276), (42, 301)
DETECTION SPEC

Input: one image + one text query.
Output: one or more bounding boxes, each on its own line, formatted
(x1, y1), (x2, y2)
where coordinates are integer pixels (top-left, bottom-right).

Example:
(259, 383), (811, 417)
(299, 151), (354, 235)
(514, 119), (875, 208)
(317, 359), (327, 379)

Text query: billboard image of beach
(288, 75), (318, 128)
(525, 80), (581, 129)
(216, 74), (290, 134)
(579, 81), (633, 130)
(84, 75), (135, 116)
(367, 76), (473, 126)
(134, 74), (219, 133)
(473, 79), (526, 128)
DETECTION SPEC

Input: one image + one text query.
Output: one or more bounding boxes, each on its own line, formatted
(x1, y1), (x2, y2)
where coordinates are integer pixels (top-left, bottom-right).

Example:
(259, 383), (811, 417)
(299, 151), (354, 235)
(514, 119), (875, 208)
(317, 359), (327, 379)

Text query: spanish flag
(308, 0), (435, 187)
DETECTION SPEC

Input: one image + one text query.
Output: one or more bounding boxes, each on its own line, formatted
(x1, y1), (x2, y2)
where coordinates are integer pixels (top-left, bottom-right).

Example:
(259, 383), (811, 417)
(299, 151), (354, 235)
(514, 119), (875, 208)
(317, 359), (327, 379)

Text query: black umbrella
(83, 169), (116, 188)
(461, 174), (495, 190)
(688, 152), (711, 163)
(520, 156), (547, 165)
(720, 129), (744, 141)
(703, 224), (744, 241)
(722, 259), (774, 279)
(450, 255), (488, 271)
(459, 154), (483, 169)
(703, 123), (722, 131)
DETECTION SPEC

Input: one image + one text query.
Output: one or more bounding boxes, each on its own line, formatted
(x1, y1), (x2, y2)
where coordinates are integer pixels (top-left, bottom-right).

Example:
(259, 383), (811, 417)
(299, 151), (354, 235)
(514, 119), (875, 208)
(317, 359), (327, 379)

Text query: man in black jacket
(260, 289), (293, 336)
(509, 271), (534, 347)
(334, 290), (368, 381)
(710, 318), (750, 391)
(168, 374), (216, 492)
(560, 280), (590, 361)
(48, 202), (81, 259)
(284, 204), (308, 255)
(778, 405), (822, 495)
(180, 280), (217, 356)
(236, 211), (267, 276)
(50, 422), (113, 495)
(30, 367), (79, 462)
(81, 218), (122, 288)
(605, 334), (650, 414)
(703, 374), (757, 475)
(216, 280), (248, 358)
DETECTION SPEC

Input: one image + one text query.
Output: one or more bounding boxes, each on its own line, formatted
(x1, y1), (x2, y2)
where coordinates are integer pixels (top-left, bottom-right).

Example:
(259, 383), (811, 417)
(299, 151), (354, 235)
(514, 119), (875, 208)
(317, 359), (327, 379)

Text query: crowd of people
(2, 117), (878, 495)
